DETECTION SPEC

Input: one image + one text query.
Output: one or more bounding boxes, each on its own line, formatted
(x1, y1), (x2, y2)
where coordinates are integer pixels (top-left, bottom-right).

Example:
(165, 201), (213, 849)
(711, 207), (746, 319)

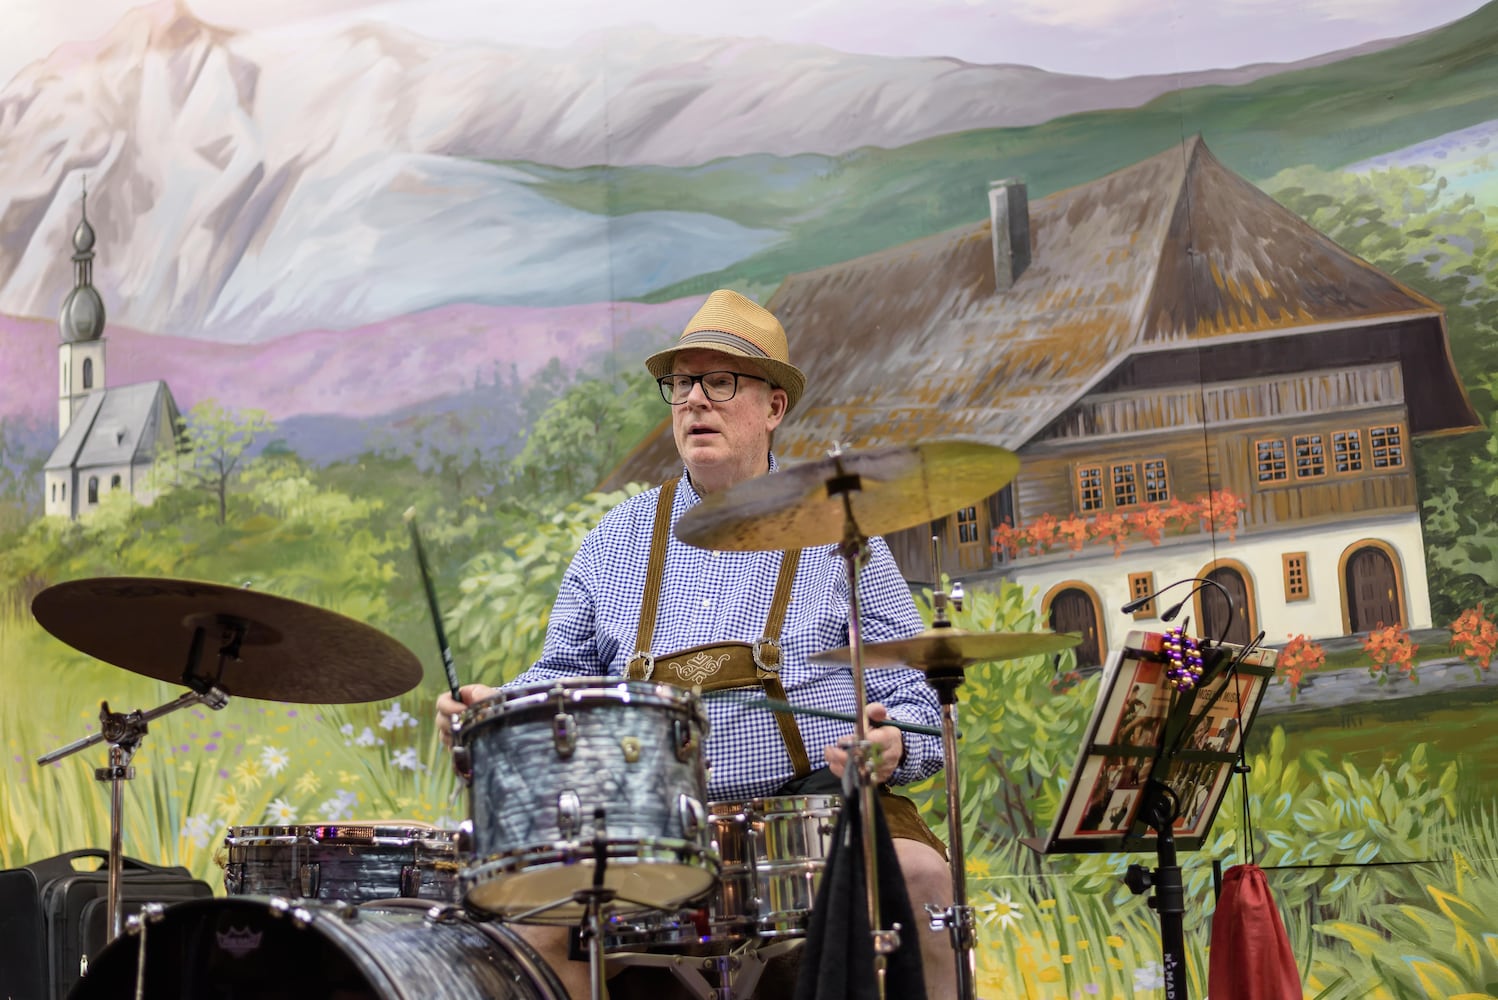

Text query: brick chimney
(989, 179), (1030, 291)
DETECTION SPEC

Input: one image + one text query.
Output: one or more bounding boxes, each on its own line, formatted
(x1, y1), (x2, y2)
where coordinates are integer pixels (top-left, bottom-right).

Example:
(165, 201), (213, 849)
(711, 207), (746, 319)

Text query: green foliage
(904, 579), (1089, 868)
(153, 400), (275, 526)
(504, 369), (665, 507)
(446, 485), (646, 686)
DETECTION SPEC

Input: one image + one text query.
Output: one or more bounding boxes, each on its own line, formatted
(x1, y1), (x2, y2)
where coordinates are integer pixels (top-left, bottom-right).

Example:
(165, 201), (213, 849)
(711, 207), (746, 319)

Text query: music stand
(1025, 630), (1277, 1000)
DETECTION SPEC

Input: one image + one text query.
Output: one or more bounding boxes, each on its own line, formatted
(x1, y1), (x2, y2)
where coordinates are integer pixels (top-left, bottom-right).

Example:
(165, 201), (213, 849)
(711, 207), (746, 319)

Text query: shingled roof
(605, 136), (1476, 489)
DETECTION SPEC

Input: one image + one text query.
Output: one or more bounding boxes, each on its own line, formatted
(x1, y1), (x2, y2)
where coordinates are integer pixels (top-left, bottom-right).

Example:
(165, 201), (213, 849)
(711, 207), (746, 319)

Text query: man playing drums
(437, 289), (954, 998)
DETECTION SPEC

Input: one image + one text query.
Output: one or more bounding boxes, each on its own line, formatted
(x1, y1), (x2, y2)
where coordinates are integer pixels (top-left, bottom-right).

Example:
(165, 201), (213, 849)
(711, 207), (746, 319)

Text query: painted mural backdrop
(2, 0), (1497, 994)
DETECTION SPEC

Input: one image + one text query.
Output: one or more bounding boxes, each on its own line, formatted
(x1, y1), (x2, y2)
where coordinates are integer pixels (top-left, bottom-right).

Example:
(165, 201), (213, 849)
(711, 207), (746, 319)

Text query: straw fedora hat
(645, 290), (806, 412)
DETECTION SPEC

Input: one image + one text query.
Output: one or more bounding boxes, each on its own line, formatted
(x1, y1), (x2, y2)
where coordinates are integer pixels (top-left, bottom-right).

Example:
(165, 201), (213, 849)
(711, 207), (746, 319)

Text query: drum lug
(552, 712), (577, 756)
(223, 862), (244, 895)
(456, 819), (474, 858)
(677, 794), (706, 839)
(620, 736), (642, 763)
(557, 790), (582, 839)
(451, 743), (472, 784)
(399, 864), (421, 898)
(298, 861), (321, 899)
(672, 718), (698, 763)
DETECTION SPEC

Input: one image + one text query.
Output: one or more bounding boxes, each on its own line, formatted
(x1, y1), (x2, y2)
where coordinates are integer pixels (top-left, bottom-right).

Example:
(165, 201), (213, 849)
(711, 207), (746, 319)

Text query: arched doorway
(1345, 546), (1402, 632)
(1199, 565), (1252, 645)
(1047, 586), (1102, 668)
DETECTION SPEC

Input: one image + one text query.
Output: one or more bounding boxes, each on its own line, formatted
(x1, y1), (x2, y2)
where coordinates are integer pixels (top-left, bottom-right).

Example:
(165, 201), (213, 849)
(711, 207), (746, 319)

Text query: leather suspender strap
(627, 476), (811, 777)
(757, 548), (810, 777)
(630, 476), (679, 675)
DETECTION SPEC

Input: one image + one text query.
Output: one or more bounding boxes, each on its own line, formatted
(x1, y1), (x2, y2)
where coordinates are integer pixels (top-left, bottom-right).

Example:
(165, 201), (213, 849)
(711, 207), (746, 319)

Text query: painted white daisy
(1133, 962), (1165, 992)
(259, 745), (290, 776)
(380, 703), (415, 731)
(265, 797), (298, 824)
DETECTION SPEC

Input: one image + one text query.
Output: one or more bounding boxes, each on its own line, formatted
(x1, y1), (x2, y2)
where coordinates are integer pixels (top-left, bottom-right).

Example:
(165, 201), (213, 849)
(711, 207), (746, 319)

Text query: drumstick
(404, 507), (461, 701)
(743, 697), (943, 738)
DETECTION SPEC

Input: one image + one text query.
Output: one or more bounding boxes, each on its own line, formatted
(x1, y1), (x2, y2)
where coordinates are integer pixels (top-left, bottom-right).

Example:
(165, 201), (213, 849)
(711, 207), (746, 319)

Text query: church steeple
(58, 181), (108, 436)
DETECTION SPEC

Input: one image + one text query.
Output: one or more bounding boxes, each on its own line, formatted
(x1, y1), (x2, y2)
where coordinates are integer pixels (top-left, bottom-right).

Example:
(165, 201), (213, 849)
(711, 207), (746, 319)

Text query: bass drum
(70, 897), (567, 1000)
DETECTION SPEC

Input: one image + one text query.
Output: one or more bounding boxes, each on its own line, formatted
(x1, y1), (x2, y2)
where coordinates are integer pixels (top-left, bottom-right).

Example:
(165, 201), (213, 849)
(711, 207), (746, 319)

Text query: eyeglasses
(657, 370), (771, 405)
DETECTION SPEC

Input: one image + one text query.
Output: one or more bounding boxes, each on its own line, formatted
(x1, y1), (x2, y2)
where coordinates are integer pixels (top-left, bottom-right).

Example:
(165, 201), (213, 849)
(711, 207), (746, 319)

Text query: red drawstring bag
(1208, 864), (1303, 999)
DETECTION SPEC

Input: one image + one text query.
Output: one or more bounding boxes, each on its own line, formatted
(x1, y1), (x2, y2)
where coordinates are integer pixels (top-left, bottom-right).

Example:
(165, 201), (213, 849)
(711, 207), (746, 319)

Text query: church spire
(60, 179), (106, 344)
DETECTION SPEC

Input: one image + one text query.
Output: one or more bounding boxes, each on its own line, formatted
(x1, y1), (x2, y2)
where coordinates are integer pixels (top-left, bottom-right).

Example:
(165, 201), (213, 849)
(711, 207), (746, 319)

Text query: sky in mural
(1, 0), (1489, 85)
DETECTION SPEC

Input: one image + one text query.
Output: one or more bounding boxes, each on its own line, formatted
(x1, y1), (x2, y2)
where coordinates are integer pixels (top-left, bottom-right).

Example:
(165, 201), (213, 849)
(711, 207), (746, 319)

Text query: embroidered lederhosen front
(624, 477), (812, 778)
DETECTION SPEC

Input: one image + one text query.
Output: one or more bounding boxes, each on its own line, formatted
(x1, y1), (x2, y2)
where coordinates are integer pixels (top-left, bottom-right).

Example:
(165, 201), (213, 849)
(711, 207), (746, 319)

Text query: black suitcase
(0, 848), (214, 1000)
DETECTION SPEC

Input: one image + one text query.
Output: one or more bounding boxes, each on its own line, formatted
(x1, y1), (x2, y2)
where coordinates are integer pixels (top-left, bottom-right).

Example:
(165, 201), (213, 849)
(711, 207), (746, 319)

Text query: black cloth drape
(793, 786), (928, 1000)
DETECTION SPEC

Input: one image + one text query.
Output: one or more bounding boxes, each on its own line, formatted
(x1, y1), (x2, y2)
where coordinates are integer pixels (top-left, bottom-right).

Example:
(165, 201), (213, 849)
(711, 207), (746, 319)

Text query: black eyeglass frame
(657, 370), (773, 405)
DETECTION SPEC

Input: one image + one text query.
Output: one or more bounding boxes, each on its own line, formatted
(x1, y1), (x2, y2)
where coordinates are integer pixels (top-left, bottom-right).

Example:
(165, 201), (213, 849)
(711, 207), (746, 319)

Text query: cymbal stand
(35, 625), (231, 943)
(921, 539), (978, 1000)
(825, 446), (901, 997)
(503, 806), (658, 1000)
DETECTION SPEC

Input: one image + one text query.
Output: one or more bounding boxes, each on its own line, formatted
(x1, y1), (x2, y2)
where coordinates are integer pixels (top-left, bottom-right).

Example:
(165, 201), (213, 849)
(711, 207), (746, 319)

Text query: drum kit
(28, 440), (1079, 1000)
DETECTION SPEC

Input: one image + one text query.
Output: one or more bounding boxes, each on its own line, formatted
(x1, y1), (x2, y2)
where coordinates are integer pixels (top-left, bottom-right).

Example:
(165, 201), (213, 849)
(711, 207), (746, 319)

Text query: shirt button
(701, 598), (713, 608)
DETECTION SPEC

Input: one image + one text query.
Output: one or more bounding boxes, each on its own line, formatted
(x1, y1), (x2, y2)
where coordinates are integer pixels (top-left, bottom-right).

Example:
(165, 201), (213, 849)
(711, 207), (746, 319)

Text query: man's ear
(768, 387), (789, 423)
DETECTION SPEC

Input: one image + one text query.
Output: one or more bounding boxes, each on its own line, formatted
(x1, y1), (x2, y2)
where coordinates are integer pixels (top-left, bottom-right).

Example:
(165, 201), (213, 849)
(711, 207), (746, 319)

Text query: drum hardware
(30, 576), (425, 944)
(811, 540), (1081, 1000)
(607, 937), (804, 1000)
(680, 441), (1017, 998)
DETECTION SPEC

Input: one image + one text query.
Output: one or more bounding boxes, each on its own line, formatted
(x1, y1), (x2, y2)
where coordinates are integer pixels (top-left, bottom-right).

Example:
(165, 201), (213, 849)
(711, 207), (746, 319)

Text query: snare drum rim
(455, 677), (708, 744)
(224, 823), (460, 849)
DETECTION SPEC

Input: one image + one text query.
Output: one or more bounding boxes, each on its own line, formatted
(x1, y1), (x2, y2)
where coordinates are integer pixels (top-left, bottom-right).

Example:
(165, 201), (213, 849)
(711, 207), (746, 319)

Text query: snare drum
(222, 821), (459, 903)
(72, 897), (567, 999)
(608, 794), (841, 951)
(456, 678), (717, 921)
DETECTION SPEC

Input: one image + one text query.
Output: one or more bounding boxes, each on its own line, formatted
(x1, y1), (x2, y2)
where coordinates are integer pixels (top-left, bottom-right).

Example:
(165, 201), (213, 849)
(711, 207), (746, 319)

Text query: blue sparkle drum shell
(221, 822), (459, 903)
(455, 678), (718, 922)
(70, 897), (568, 999)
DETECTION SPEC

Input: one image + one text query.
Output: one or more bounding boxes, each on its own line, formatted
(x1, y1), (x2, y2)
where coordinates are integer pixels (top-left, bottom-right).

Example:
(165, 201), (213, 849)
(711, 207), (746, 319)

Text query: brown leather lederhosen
(624, 477), (813, 778)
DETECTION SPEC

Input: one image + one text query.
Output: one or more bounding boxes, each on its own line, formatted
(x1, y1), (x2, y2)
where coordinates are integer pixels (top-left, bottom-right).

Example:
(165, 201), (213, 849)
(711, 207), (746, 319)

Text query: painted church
(43, 192), (182, 520)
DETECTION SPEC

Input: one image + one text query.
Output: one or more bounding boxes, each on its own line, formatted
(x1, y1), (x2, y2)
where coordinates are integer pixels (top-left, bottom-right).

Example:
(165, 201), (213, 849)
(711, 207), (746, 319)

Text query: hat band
(677, 329), (775, 360)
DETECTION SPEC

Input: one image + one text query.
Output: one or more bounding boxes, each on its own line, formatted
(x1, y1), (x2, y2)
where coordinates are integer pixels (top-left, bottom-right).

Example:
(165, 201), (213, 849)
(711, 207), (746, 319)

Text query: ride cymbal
(31, 577), (422, 704)
(811, 628), (1081, 671)
(674, 440), (1020, 551)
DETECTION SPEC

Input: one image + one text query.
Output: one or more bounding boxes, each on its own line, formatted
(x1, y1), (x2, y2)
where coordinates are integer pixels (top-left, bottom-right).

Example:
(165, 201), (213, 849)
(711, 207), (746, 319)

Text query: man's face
(668, 348), (788, 495)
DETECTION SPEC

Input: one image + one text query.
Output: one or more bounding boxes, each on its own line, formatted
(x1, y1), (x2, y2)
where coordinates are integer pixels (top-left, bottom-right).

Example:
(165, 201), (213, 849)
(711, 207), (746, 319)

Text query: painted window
(110, 474), (122, 490)
(1077, 466), (1104, 511)
(1142, 459), (1170, 503)
(956, 505), (981, 544)
(1127, 571), (1156, 618)
(1112, 463), (1138, 507)
(1283, 552), (1309, 601)
(51, 483), (56, 502)
(1369, 424), (1405, 468)
(83, 358), (94, 389)
(88, 476), (99, 504)
(1332, 430), (1363, 473)
(1256, 438), (1288, 482)
(1294, 434), (1326, 479)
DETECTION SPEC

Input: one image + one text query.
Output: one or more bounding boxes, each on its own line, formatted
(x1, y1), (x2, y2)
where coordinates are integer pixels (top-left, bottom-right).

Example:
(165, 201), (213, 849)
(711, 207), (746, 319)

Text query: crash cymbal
(811, 627), (1081, 670)
(31, 577), (422, 704)
(674, 440), (1020, 551)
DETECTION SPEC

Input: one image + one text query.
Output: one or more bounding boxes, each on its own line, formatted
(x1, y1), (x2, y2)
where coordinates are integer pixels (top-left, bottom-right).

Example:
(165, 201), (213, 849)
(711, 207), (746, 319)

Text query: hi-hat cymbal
(31, 577), (422, 704)
(675, 440), (1020, 551)
(811, 628), (1081, 671)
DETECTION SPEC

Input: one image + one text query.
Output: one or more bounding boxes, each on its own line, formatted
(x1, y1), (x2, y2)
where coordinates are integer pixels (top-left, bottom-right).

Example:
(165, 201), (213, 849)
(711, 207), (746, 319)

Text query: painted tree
(154, 400), (274, 526)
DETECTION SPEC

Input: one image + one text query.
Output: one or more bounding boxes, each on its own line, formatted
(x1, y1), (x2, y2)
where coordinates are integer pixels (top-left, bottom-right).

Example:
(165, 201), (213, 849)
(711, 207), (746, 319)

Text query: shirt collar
(680, 452), (779, 506)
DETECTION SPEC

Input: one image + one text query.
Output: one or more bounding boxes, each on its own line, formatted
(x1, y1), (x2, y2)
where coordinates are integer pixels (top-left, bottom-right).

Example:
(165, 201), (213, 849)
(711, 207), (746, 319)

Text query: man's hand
(436, 683), (496, 747)
(822, 702), (904, 785)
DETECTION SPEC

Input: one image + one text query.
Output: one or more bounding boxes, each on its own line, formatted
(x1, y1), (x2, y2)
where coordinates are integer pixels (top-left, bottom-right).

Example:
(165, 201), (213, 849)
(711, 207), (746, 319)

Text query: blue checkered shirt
(511, 462), (943, 801)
